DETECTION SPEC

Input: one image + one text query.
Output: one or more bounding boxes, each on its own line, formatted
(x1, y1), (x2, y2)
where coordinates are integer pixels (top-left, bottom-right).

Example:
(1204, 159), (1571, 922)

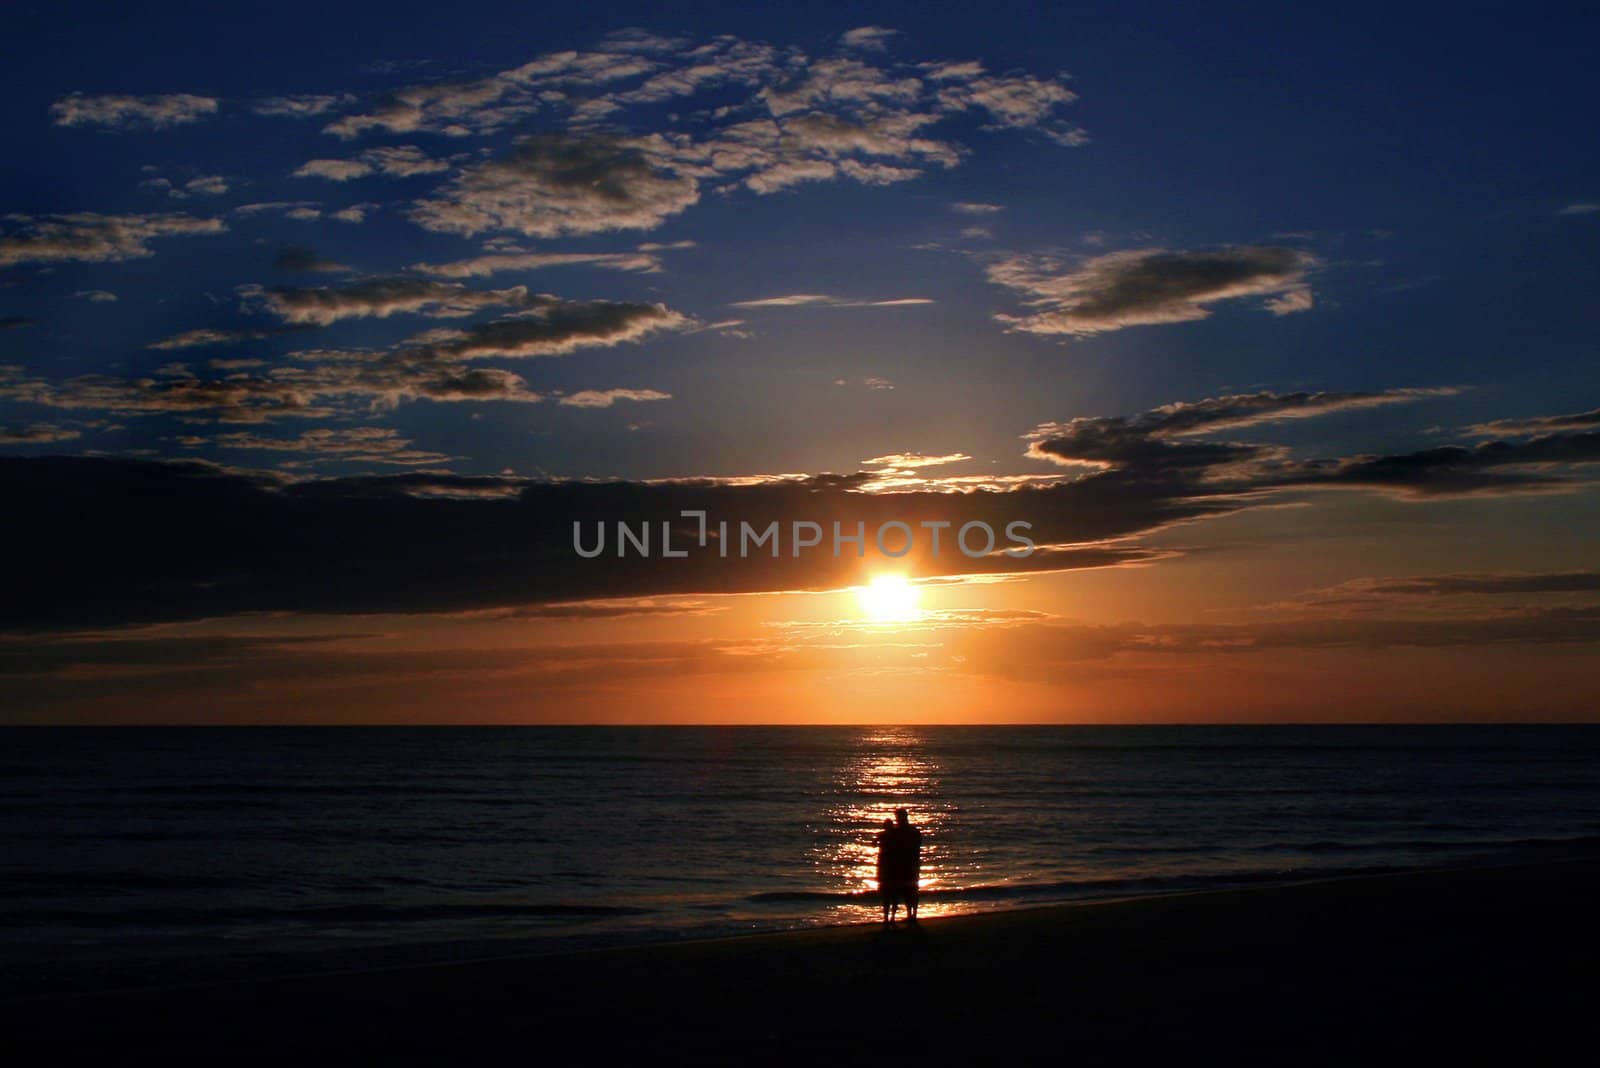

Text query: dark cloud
(460, 598), (722, 621)
(0, 456), (1182, 629)
(1025, 388), (1458, 472)
(1027, 389), (1599, 500)
(1135, 388), (1460, 436)
(1287, 571), (1600, 609)
(0, 316), (36, 330)
(272, 247), (351, 274)
(5, 388), (1595, 627)
(1276, 433), (1600, 498)
(0, 634), (360, 678)
(987, 246), (1315, 337)
(1362, 572), (1600, 596)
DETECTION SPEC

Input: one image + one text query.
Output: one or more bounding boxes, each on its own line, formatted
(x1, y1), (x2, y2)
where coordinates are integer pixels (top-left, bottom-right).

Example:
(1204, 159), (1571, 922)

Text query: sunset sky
(3, 2), (1598, 723)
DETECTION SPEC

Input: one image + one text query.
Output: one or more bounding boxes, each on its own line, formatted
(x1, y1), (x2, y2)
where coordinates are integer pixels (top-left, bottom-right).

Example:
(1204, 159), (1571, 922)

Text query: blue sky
(4, 1), (1595, 478)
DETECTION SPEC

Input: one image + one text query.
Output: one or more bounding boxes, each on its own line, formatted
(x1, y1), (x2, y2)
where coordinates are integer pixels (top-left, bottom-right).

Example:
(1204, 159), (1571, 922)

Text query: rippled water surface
(5, 726), (1599, 995)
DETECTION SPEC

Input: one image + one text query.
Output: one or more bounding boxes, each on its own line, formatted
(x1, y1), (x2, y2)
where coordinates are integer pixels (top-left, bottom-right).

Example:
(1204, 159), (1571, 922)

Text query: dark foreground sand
(7, 859), (1597, 1063)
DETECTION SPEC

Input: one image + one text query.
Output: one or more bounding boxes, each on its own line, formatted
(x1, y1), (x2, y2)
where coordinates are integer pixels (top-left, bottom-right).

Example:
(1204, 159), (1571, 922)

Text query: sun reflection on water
(811, 728), (963, 920)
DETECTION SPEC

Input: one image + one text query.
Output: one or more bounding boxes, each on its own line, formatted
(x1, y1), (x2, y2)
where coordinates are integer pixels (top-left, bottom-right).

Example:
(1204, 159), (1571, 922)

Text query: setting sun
(857, 574), (922, 623)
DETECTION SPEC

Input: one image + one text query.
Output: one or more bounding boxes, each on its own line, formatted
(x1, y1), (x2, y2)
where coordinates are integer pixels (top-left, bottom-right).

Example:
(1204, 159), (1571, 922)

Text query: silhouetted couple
(876, 808), (922, 923)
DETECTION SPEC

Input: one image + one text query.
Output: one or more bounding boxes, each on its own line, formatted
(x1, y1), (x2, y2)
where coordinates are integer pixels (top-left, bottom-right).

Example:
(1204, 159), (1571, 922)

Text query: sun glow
(856, 574), (923, 623)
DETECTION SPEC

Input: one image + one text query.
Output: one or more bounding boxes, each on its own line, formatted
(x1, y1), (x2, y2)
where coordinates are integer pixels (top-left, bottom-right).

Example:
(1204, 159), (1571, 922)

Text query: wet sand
(7, 858), (1596, 1063)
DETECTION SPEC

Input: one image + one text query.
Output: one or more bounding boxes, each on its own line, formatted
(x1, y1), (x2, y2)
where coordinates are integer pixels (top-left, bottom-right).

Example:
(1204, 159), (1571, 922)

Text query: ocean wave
(745, 834), (1600, 907)
(4, 901), (656, 929)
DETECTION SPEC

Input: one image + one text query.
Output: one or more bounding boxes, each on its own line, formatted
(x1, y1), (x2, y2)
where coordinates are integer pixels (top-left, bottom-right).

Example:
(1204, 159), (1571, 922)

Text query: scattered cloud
(50, 92), (218, 129)
(235, 201), (329, 222)
(293, 145), (451, 181)
(304, 33), (1084, 237)
(557, 388), (672, 408)
(181, 426), (453, 466)
(73, 290), (118, 302)
(862, 452), (971, 468)
(731, 293), (933, 308)
(410, 134), (703, 238)
(141, 173), (231, 199)
(1466, 408), (1600, 437)
(6, 288), (691, 423)
(149, 326), (303, 350)
(840, 27), (900, 51)
(328, 204), (374, 224)
(0, 424), (81, 445)
(410, 250), (662, 278)
(408, 299), (692, 360)
(183, 175), (228, 198)
(0, 364), (333, 424)
(1265, 286), (1313, 316)
(1558, 203), (1599, 216)
(252, 94), (355, 119)
(239, 278), (541, 325)
(0, 213), (225, 268)
(987, 246), (1316, 338)
(1127, 387), (1461, 436)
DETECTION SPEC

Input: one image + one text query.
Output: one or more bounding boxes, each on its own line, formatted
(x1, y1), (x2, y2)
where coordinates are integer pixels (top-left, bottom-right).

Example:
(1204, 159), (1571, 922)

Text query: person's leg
(904, 883), (919, 920)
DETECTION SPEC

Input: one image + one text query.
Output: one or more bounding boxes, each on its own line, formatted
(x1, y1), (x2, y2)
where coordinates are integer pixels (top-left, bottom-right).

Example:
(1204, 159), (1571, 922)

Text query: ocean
(5, 725), (1599, 997)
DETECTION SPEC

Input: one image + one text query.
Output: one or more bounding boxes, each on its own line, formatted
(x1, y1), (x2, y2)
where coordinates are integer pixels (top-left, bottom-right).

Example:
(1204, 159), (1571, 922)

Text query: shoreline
(9, 844), (1591, 1005)
(8, 855), (1597, 1060)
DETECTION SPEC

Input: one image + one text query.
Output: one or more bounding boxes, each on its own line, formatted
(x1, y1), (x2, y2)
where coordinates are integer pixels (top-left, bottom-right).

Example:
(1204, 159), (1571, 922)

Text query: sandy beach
(7, 857), (1595, 1062)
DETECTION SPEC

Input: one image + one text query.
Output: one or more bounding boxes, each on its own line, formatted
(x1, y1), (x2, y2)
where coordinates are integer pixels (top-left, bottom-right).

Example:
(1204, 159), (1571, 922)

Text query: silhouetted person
(893, 808), (922, 921)
(876, 818), (900, 923)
